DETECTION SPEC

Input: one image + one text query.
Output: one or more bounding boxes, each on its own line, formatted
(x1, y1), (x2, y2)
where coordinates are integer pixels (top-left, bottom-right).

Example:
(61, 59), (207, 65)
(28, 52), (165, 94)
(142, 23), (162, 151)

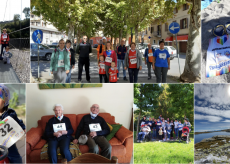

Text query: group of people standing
(137, 115), (191, 143)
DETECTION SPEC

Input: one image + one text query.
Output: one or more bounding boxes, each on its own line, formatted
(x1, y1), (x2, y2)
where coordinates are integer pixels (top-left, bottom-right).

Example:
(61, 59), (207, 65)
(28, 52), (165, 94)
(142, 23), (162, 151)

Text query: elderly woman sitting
(44, 104), (74, 163)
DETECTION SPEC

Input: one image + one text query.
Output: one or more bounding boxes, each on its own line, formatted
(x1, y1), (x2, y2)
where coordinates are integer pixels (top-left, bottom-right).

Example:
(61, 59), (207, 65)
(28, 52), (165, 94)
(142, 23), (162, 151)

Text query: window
(31, 22), (34, 25)
(151, 27), (154, 33)
(145, 29), (147, 34)
(157, 25), (161, 35)
(165, 23), (168, 32)
(51, 32), (52, 37)
(180, 18), (189, 29)
(183, 4), (189, 10)
(31, 15), (34, 18)
(153, 40), (155, 44)
(173, 8), (178, 14)
(148, 27), (150, 31)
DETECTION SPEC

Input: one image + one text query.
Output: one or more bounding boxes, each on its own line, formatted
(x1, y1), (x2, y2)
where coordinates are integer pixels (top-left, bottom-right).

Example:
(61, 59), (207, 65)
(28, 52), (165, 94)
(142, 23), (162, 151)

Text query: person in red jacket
(108, 61), (119, 83)
(0, 29), (10, 57)
(98, 55), (107, 83)
(103, 41), (117, 83)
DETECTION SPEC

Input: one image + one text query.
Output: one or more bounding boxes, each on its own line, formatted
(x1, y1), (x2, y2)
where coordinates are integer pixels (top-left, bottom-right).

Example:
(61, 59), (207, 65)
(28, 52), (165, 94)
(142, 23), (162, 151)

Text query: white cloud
(195, 114), (222, 122)
(222, 120), (230, 122)
(199, 122), (209, 124)
(195, 106), (230, 118)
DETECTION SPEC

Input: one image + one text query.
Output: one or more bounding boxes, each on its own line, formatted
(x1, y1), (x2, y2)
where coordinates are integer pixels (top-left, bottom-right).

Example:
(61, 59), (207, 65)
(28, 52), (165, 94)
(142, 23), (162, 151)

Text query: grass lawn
(134, 131), (194, 164)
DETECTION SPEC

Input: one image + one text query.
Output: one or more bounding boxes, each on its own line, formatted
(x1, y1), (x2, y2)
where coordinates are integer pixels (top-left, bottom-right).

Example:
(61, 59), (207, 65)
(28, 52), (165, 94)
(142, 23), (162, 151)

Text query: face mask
(90, 112), (98, 119)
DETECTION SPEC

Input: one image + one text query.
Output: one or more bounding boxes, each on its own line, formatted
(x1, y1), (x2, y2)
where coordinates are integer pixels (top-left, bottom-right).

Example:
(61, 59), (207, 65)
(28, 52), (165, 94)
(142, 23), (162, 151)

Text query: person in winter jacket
(0, 29), (10, 57)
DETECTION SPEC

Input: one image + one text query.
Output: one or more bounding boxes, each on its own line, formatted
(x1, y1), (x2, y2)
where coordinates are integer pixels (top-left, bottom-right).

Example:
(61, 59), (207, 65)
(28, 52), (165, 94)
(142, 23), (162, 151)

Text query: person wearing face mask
(50, 39), (70, 83)
(65, 40), (75, 83)
(0, 84), (25, 163)
(0, 29), (10, 57)
(76, 35), (92, 83)
(97, 37), (107, 61)
(44, 104), (74, 164)
(124, 42), (142, 83)
(73, 104), (111, 159)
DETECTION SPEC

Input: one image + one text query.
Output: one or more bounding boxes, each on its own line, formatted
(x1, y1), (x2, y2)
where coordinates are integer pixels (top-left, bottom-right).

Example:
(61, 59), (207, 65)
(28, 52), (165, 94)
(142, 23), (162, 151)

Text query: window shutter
(186, 18), (189, 28)
(180, 19), (182, 29)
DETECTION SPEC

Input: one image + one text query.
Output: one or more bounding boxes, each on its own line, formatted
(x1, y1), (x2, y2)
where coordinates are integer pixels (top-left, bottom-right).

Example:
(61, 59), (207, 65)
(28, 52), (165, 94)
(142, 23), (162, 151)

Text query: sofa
(26, 113), (133, 163)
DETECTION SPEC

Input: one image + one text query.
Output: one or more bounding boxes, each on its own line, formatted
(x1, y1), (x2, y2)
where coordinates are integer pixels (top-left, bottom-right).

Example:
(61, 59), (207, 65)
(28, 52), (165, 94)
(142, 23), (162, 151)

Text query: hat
(78, 135), (88, 145)
(213, 24), (225, 37)
(102, 37), (107, 41)
(0, 84), (10, 107)
(225, 22), (230, 35)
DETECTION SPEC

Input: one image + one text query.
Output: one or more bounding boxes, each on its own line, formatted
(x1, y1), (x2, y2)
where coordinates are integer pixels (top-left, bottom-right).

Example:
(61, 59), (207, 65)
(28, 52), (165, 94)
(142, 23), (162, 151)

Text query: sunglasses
(213, 22), (230, 37)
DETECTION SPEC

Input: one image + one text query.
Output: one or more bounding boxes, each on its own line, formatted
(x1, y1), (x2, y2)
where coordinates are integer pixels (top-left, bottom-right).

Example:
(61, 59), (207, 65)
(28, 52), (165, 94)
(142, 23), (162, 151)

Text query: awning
(174, 35), (188, 41)
(165, 36), (173, 42)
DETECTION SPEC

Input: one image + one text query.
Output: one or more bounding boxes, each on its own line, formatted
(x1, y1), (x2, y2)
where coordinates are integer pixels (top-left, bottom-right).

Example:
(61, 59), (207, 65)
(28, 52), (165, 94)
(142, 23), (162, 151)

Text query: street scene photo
(0, 0), (30, 83)
(134, 84), (194, 163)
(194, 84), (230, 163)
(30, 0), (201, 83)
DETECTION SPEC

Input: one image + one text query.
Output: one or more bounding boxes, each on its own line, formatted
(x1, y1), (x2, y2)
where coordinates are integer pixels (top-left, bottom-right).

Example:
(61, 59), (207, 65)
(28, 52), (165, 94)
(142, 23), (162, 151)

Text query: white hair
(53, 104), (64, 111)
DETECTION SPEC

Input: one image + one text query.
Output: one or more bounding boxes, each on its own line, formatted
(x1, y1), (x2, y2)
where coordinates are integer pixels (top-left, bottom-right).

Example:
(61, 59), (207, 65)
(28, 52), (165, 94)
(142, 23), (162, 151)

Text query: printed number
(57, 125), (62, 128)
(0, 123), (13, 137)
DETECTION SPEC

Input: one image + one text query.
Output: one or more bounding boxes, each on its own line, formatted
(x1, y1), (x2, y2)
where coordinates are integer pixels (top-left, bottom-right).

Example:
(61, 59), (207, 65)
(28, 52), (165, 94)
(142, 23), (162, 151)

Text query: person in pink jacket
(103, 41), (117, 83)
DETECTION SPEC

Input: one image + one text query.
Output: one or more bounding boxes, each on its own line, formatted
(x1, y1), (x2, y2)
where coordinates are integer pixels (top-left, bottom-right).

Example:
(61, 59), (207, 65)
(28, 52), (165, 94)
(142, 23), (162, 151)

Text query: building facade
(30, 14), (67, 45)
(139, 4), (190, 53)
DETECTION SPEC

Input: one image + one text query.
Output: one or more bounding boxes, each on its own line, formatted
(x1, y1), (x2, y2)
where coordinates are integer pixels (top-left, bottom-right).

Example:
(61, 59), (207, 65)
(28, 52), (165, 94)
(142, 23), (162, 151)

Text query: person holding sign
(152, 41), (170, 83)
(50, 39), (70, 83)
(144, 43), (155, 80)
(124, 42), (142, 83)
(44, 104), (74, 163)
(73, 104), (111, 159)
(103, 41), (117, 83)
(0, 84), (25, 163)
(0, 29), (10, 57)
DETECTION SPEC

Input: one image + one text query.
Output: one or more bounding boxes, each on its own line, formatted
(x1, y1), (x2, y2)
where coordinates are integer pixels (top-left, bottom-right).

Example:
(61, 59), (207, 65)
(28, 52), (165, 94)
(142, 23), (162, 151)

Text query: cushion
(109, 137), (122, 146)
(106, 124), (122, 141)
(40, 142), (81, 160)
(107, 123), (113, 132)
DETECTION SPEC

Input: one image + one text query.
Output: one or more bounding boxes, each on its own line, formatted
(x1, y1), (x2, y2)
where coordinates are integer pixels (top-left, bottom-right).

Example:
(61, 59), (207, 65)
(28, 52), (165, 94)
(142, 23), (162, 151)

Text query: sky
(0, 0), (30, 22)
(201, 0), (213, 10)
(195, 84), (230, 132)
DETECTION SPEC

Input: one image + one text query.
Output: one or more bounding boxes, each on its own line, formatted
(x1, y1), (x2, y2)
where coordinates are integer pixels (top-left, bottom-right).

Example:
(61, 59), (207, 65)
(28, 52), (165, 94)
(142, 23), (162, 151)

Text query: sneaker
(137, 140), (140, 143)
(140, 141), (143, 143)
(148, 77), (151, 80)
(4, 61), (6, 64)
(87, 80), (91, 83)
(78, 79), (82, 83)
(123, 77), (128, 81)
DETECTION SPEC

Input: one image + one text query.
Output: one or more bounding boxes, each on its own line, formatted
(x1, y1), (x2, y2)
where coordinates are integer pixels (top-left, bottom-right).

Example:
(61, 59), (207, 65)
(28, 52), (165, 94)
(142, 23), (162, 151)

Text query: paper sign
(58, 59), (64, 67)
(100, 63), (105, 69)
(89, 123), (102, 132)
(53, 123), (66, 133)
(0, 116), (25, 148)
(130, 58), (137, 64)
(105, 57), (112, 63)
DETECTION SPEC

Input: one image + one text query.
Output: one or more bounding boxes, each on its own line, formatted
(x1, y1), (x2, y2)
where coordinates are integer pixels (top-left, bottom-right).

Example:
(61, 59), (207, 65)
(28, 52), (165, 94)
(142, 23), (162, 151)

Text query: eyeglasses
(83, 38), (87, 39)
(92, 106), (99, 109)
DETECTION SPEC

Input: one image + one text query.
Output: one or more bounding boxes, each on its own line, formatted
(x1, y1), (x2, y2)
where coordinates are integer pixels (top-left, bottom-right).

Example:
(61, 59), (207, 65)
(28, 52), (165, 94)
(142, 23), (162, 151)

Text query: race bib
(148, 53), (153, 57)
(159, 53), (166, 59)
(130, 58), (137, 64)
(53, 123), (66, 133)
(157, 123), (161, 125)
(89, 123), (102, 132)
(58, 59), (64, 67)
(100, 63), (105, 69)
(2, 35), (7, 39)
(105, 57), (112, 63)
(0, 116), (25, 148)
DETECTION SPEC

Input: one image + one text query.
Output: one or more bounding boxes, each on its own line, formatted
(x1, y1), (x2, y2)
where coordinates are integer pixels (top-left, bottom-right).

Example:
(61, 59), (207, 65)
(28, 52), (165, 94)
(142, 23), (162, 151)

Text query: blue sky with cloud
(195, 84), (230, 132)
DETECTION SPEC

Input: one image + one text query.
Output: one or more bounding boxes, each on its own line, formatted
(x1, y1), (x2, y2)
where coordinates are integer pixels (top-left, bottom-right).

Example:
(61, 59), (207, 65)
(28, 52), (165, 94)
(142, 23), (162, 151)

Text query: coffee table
(67, 153), (118, 163)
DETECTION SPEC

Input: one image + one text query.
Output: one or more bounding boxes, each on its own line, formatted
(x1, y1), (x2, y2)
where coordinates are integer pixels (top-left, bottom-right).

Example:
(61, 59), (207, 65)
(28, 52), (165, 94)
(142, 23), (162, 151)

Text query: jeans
(152, 127), (156, 138)
(99, 74), (107, 83)
(179, 130), (182, 138)
(65, 66), (72, 83)
(7, 144), (22, 163)
(48, 137), (72, 163)
(154, 66), (168, 83)
(147, 62), (152, 78)
(167, 129), (172, 139)
(138, 132), (148, 141)
(128, 68), (139, 83)
(78, 57), (90, 81)
(1, 44), (8, 56)
(174, 128), (179, 138)
(117, 59), (126, 78)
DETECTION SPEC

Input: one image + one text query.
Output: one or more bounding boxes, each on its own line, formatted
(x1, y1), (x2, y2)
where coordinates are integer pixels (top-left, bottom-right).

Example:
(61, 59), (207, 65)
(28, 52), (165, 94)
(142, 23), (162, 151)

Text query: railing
(9, 38), (30, 50)
(153, 31), (161, 37)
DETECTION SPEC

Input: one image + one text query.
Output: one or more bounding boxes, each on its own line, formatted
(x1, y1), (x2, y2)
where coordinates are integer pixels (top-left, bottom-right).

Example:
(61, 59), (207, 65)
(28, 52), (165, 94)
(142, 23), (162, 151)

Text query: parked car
(48, 44), (58, 49)
(30, 43), (53, 61)
(93, 44), (98, 48)
(52, 42), (58, 45)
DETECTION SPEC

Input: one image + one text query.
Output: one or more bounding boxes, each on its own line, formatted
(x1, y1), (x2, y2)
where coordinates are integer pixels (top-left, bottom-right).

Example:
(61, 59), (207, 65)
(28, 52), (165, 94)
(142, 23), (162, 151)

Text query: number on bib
(148, 53), (153, 57)
(159, 53), (166, 59)
(105, 57), (112, 63)
(130, 58), (137, 64)
(58, 59), (64, 67)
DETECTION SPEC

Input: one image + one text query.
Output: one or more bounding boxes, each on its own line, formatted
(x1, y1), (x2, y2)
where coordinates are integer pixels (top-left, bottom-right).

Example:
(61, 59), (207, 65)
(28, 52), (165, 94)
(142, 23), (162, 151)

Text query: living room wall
(26, 84), (133, 131)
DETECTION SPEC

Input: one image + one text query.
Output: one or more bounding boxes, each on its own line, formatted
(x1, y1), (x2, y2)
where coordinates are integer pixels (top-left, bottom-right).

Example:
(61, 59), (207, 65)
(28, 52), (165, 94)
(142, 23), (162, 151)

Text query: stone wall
(10, 49), (30, 83)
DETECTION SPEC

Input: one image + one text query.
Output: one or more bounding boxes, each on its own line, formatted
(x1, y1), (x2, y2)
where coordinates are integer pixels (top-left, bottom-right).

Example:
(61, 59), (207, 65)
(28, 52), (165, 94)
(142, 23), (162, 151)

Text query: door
(179, 42), (187, 53)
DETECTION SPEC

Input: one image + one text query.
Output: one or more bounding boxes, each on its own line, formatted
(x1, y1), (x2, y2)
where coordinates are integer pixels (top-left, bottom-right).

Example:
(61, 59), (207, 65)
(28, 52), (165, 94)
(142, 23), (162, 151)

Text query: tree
(23, 7), (30, 19)
(13, 14), (20, 27)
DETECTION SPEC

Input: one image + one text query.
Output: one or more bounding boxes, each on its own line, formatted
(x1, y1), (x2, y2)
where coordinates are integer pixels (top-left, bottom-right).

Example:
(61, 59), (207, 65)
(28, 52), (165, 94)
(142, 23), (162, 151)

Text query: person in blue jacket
(152, 40), (170, 83)
(156, 118), (162, 139)
(117, 40), (128, 81)
(44, 104), (74, 163)
(0, 84), (26, 163)
(144, 43), (155, 80)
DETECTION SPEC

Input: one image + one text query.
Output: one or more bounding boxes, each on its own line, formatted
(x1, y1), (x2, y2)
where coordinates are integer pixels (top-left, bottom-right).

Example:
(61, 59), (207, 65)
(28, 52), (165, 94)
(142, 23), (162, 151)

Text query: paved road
(31, 48), (185, 83)
(0, 60), (20, 83)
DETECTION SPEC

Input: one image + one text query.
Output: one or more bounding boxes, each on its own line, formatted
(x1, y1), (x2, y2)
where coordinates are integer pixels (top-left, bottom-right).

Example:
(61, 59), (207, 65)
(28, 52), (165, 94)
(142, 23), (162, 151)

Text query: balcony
(153, 31), (161, 38)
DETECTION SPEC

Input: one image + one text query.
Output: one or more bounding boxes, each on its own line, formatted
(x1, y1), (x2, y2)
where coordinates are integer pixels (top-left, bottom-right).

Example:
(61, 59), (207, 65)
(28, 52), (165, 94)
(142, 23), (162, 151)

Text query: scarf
(55, 114), (64, 121)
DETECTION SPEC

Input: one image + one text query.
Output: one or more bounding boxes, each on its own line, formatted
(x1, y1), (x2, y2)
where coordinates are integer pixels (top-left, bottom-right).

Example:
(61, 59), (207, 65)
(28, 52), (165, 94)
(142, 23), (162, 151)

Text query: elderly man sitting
(137, 123), (151, 143)
(44, 104), (74, 164)
(73, 104), (112, 159)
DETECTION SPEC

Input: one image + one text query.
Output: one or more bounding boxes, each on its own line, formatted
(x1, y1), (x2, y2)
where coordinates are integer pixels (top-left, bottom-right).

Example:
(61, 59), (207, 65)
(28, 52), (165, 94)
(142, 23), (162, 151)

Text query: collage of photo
(0, 0), (230, 164)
